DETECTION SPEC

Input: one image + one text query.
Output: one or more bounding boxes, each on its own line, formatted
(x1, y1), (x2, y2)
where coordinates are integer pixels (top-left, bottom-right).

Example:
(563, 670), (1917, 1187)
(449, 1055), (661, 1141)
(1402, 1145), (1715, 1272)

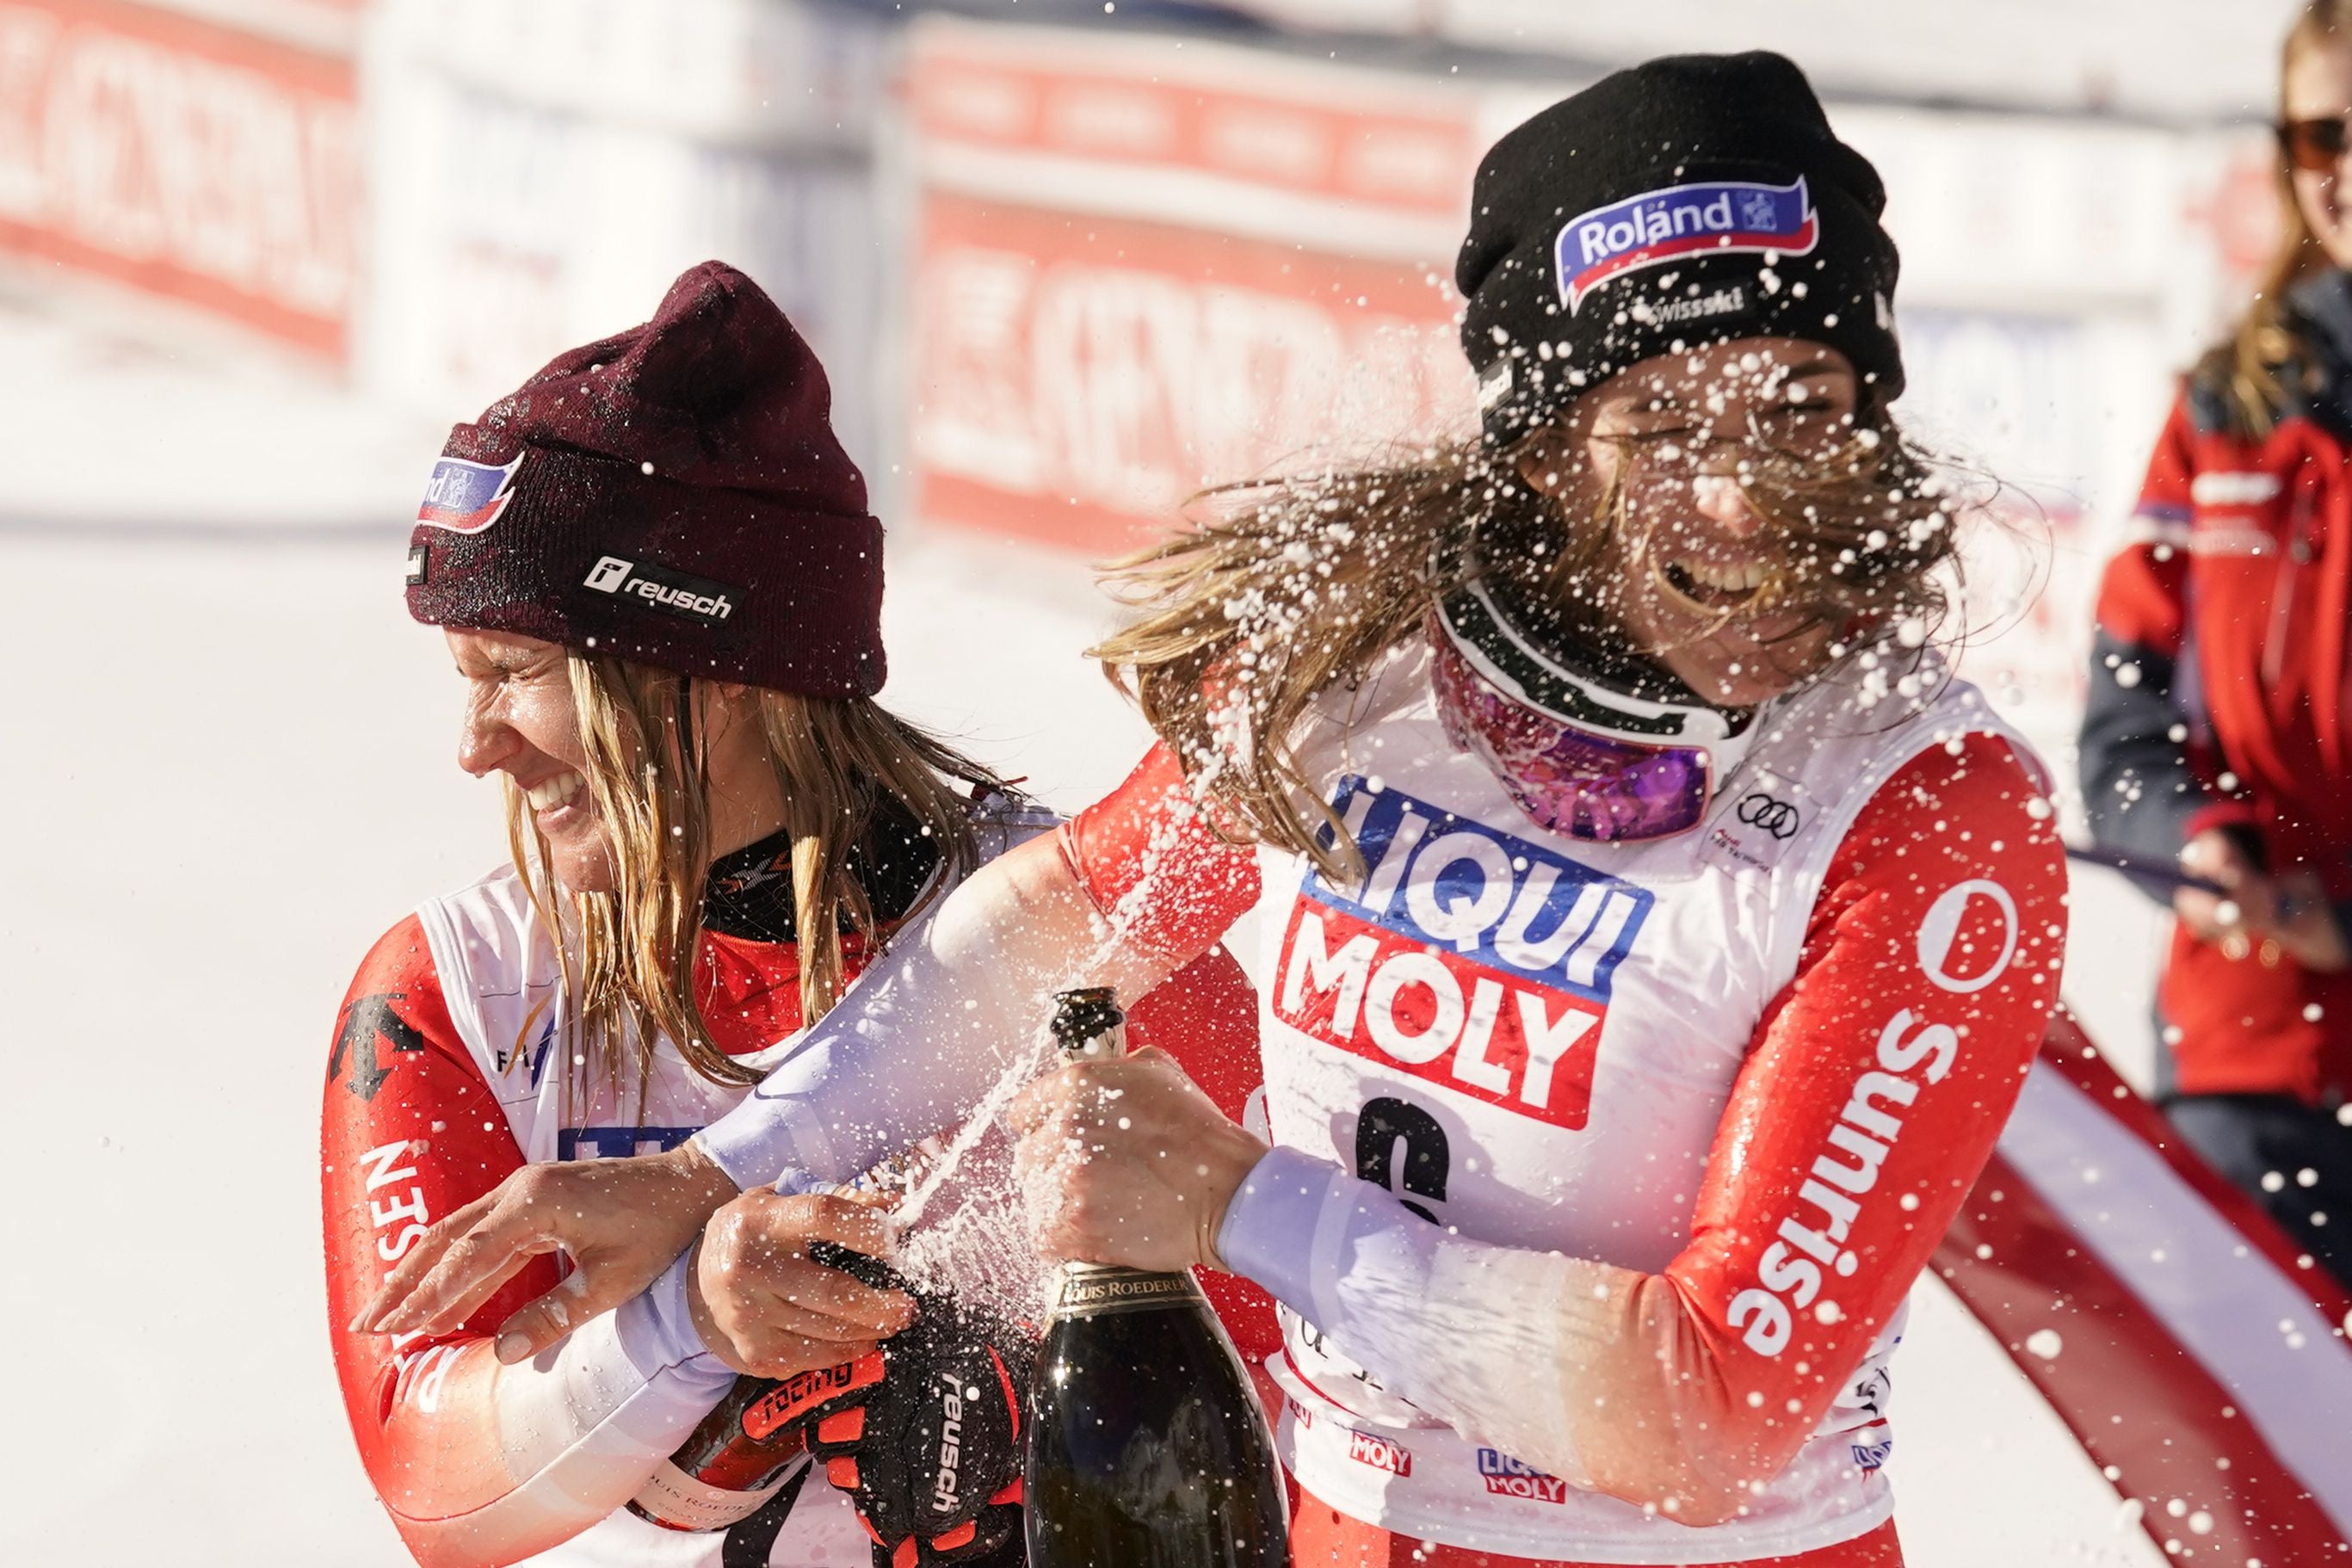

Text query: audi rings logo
(1736, 792), (1801, 839)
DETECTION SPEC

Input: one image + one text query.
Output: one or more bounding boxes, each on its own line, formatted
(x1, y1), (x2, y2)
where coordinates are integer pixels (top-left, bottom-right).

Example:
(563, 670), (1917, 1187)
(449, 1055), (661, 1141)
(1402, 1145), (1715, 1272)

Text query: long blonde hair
(509, 655), (1009, 1091)
(1093, 418), (1967, 884)
(2200, 0), (2352, 435)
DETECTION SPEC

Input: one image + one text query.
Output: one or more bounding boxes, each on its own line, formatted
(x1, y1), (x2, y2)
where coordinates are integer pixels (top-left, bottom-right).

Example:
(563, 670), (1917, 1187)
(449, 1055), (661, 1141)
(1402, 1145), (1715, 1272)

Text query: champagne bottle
(1022, 987), (1290, 1567)
(626, 1374), (813, 1532)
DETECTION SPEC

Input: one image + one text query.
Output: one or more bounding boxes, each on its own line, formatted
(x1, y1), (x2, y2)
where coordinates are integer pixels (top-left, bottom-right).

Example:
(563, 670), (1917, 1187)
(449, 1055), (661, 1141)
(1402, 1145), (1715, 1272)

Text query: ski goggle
(1430, 584), (1755, 843)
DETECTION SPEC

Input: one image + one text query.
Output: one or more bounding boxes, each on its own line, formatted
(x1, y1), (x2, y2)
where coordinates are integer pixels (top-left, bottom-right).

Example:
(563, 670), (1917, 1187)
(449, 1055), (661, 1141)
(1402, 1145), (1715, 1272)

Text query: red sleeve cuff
(1062, 744), (1261, 960)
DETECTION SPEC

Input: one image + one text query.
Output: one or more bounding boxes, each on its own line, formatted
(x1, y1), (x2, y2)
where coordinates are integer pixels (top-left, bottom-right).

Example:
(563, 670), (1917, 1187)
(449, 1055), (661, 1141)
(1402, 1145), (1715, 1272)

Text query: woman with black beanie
(361, 57), (2065, 1567)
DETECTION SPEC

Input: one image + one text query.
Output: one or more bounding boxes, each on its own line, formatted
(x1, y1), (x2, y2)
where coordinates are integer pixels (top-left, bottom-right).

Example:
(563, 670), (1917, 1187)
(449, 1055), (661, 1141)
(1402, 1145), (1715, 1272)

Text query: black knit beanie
(1458, 52), (1903, 443)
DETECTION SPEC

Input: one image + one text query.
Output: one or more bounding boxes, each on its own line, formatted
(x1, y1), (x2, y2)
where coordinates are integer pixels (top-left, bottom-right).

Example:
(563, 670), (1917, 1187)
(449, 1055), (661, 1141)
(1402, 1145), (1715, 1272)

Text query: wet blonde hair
(1093, 413), (1967, 884)
(508, 655), (1009, 1091)
(2200, 0), (2352, 436)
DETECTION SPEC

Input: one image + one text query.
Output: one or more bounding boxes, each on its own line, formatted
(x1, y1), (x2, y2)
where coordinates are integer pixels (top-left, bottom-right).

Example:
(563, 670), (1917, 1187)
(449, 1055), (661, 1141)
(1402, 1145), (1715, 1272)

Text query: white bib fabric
(412, 804), (1057, 1568)
(1254, 639), (2038, 1563)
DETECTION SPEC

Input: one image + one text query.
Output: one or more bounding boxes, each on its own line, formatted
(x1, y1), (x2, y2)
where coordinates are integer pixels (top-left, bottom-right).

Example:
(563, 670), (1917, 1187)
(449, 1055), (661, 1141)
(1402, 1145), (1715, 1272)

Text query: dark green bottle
(1022, 988), (1289, 1567)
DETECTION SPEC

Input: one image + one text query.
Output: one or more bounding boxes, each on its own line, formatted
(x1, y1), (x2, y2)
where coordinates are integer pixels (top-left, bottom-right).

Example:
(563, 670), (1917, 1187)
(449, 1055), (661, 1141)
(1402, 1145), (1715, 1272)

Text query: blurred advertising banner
(1222, 0), (2292, 127)
(364, 0), (891, 464)
(0, 0), (360, 357)
(1896, 307), (2101, 743)
(904, 21), (1481, 555)
(1830, 106), (2269, 758)
(900, 19), (2250, 619)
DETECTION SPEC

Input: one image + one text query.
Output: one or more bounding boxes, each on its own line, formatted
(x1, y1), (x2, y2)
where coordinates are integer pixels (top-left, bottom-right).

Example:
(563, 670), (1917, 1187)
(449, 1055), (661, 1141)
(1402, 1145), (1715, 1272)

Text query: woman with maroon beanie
(321, 262), (1263, 1567)
(2080, 0), (2352, 1290)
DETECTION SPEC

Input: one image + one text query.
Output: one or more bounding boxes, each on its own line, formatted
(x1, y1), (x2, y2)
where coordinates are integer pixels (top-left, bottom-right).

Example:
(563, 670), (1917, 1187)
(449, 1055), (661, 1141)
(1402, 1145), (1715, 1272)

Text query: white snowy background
(0, 0), (2310, 1562)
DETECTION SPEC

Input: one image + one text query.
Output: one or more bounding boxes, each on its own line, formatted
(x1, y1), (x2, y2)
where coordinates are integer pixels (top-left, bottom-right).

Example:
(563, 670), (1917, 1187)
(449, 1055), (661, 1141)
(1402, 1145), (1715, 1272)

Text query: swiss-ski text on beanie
(1457, 52), (1903, 443)
(404, 261), (887, 697)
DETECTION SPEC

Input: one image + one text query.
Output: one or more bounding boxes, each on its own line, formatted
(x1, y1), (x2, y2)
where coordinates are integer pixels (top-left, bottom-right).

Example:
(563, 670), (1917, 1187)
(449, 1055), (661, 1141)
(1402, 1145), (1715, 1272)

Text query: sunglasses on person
(2281, 112), (2352, 173)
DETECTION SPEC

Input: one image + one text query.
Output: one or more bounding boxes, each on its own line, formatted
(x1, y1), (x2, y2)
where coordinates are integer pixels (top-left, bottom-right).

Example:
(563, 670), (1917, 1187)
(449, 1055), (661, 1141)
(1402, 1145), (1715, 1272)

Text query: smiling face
(2287, 34), (2352, 272)
(1512, 336), (1861, 707)
(448, 629), (614, 891)
(446, 628), (787, 894)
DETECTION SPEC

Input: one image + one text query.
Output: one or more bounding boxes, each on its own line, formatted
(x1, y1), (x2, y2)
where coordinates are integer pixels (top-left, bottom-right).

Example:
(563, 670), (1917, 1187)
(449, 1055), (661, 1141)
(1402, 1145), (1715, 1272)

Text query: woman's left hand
(1008, 1046), (1268, 1274)
(688, 1189), (917, 1380)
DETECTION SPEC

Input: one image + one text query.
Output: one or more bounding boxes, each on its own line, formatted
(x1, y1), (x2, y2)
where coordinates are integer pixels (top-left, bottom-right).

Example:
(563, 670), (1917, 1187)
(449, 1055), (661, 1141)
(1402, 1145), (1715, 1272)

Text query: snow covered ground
(0, 299), (2172, 1565)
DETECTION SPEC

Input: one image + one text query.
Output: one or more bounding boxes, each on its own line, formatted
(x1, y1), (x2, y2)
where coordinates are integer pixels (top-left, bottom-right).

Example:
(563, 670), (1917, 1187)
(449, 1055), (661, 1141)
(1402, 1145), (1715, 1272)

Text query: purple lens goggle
(1430, 584), (1756, 843)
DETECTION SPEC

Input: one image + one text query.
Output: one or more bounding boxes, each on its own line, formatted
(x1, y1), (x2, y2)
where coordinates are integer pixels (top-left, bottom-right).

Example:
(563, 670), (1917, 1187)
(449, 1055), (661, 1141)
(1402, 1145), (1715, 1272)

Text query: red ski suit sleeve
(1628, 730), (2064, 1510)
(321, 917), (569, 1566)
(1065, 732), (2065, 1519)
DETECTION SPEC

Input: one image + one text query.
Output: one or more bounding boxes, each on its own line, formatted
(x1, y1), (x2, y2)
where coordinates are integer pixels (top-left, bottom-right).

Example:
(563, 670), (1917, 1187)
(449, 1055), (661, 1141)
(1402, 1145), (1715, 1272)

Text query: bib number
(1355, 1096), (1449, 1222)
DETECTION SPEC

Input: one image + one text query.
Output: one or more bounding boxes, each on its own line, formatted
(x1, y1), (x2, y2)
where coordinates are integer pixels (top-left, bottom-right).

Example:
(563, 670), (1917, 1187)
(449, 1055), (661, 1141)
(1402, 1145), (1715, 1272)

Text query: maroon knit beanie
(404, 261), (886, 696)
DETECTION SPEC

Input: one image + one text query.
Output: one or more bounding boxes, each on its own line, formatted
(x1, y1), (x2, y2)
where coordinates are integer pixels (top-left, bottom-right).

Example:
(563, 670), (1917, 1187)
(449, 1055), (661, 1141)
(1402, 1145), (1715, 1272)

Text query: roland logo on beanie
(1555, 176), (1818, 314)
(1455, 50), (1903, 442)
(415, 452), (526, 535)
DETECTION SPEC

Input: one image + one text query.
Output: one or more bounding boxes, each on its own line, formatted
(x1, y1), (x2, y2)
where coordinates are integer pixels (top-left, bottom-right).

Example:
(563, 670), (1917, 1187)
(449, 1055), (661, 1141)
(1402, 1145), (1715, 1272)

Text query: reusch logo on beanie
(581, 554), (738, 625)
(1457, 51), (1902, 443)
(404, 260), (886, 697)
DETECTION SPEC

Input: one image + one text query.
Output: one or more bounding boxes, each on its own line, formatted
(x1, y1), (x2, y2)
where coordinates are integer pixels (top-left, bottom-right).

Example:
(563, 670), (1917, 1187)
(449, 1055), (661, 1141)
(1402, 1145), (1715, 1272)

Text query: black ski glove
(783, 1243), (1034, 1568)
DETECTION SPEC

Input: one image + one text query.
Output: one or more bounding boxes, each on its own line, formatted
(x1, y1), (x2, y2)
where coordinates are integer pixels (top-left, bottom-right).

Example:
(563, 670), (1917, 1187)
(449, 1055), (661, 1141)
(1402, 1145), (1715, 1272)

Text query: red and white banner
(904, 21), (1479, 555)
(1938, 1013), (2352, 1563)
(0, 0), (359, 357)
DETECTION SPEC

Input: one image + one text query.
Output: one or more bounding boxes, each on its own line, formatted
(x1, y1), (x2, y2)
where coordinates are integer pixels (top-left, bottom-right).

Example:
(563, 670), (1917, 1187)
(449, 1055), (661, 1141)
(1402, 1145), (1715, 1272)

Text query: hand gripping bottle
(627, 1246), (892, 1531)
(1022, 987), (1288, 1566)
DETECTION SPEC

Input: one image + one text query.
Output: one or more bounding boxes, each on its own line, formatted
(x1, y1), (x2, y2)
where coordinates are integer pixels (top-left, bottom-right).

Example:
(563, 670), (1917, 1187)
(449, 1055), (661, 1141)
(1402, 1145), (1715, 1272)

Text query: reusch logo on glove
(1277, 777), (1651, 1131)
(582, 553), (738, 623)
(929, 1371), (966, 1516)
(1553, 176), (1818, 314)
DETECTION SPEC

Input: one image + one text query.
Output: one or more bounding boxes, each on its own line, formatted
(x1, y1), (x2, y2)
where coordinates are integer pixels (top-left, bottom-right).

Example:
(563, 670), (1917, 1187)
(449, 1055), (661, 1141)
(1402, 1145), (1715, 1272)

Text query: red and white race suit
(1059, 640), (2067, 1564)
(320, 803), (1274, 1568)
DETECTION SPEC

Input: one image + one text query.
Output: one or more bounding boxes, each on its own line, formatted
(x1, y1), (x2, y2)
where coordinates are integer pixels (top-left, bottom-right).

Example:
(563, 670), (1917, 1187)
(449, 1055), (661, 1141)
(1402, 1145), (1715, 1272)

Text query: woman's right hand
(688, 1191), (917, 1378)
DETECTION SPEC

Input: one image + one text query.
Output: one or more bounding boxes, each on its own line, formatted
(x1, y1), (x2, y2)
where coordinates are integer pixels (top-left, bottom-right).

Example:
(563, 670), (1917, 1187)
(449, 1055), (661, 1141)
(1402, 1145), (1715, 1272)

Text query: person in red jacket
(2080, 0), (2352, 1290)
(322, 262), (1272, 1568)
